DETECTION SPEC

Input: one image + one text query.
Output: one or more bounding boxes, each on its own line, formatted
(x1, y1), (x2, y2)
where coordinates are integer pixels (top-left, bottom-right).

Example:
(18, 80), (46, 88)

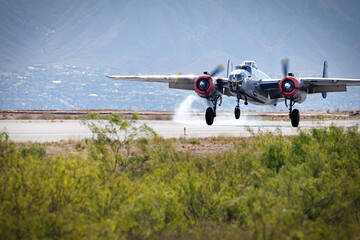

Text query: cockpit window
(240, 65), (251, 73)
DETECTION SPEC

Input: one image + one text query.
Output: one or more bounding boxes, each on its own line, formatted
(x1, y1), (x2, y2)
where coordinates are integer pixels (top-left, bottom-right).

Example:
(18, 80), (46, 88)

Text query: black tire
(205, 107), (214, 125)
(234, 107), (240, 119)
(290, 109), (300, 127)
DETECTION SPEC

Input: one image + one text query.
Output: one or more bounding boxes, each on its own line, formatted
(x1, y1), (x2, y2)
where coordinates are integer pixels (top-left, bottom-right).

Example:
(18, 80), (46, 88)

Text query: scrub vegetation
(0, 115), (359, 239)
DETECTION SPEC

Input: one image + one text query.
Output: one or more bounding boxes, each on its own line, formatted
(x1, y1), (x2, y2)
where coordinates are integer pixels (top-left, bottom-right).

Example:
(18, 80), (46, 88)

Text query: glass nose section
(237, 72), (247, 84)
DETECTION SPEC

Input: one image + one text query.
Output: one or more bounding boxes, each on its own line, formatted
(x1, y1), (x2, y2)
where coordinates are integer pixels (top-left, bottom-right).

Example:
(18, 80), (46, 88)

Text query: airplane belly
(241, 81), (270, 105)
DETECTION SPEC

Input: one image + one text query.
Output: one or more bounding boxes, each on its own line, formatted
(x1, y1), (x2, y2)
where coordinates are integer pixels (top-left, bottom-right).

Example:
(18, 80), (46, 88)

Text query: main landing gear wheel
(234, 107), (240, 119)
(205, 95), (222, 126)
(290, 109), (300, 127)
(286, 99), (300, 127)
(205, 107), (215, 125)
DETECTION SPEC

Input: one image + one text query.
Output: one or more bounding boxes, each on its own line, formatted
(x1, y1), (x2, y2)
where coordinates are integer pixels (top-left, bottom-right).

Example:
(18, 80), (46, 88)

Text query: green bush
(131, 112), (139, 120)
(0, 123), (359, 239)
(186, 139), (201, 145)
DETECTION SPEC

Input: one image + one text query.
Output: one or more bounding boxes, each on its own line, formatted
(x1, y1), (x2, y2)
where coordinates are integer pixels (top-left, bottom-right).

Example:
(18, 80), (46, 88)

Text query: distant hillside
(1, 0), (360, 78)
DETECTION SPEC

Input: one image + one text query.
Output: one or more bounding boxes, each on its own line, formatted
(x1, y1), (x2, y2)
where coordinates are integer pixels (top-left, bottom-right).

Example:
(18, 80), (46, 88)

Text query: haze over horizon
(0, 0), (360, 111)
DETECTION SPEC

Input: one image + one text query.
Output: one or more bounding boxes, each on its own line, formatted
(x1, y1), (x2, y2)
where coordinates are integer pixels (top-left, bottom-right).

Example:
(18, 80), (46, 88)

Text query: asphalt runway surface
(1, 114), (359, 142)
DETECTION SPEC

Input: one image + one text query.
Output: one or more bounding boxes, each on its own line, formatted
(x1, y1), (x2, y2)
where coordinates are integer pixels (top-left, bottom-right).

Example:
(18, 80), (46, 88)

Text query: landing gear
(205, 95), (222, 126)
(290, 109), (300, 127)
(244, 96), (248, 105)
(286, 99), (300, 127)
(206, 107), (215, 125)
(234, 94), (241, 119)
(234, 107), (240, 119)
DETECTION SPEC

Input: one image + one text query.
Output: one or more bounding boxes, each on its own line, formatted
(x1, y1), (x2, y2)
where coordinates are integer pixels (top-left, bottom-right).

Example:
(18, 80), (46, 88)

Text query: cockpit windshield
(239, 65), (251, 74)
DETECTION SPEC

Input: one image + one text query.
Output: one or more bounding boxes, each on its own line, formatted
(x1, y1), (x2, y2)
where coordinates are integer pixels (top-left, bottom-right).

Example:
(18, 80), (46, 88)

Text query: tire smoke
(172, 94), (253, 126)
(172, 95), (205, 123)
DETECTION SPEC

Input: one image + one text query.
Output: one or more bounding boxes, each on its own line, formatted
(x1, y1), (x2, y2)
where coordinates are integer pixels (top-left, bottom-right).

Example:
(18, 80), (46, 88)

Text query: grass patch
(0, 117), (359, 239)
(186, 139), (201, 145)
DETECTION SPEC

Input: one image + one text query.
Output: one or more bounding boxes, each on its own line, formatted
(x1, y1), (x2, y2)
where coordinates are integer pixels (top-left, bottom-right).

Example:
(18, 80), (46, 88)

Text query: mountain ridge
(0, 0), (359, 78)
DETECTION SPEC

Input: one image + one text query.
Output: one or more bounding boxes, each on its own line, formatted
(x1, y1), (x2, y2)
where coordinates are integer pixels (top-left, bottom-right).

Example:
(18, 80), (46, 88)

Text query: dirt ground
(0, 109), (173, 121)
(1, 109), (360, 121)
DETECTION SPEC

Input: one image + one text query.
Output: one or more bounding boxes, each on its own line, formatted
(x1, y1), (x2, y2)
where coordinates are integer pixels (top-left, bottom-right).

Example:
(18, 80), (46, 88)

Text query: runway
(1, 115), (359, 142)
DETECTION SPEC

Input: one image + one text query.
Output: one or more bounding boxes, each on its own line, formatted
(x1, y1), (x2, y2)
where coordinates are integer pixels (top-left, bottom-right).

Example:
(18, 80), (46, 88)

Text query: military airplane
(106, 59), (360, 127)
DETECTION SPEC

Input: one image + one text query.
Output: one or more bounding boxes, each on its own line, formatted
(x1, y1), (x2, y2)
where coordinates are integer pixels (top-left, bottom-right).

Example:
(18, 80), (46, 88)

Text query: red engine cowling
(194, 76), (214, 97)
(279, 76), (299, 97)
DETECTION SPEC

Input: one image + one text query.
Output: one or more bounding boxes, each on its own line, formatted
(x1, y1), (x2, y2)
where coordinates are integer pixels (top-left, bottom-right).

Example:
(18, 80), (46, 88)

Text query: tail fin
(322, 61), (328, 98)
(323, 60), (328, 78)
(227, 59), (233, 78)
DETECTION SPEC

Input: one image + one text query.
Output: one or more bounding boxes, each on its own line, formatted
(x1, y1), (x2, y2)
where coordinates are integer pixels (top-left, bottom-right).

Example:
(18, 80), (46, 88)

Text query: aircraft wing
(258, 77), (360, 94)
(258, 79), (281, 90)
(106, 74), (198, 90)
(300, 77), (360, 93)
(258, 79), (283, 99)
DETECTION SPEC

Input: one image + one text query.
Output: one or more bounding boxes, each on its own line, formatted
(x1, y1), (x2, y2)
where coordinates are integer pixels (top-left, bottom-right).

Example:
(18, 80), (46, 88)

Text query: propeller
(209, 63), (226, 77)
(281, 57), (290, 77)
(279, 57), (299, 97)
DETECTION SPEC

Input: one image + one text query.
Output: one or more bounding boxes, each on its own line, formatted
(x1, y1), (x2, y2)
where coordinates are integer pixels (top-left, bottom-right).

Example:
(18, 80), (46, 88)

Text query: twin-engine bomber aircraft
(107, 59), (360, 127)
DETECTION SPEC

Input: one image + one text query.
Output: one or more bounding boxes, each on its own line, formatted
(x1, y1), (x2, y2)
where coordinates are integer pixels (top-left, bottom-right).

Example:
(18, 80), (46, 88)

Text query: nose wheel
(286, 99), (300, 127)
(234, 93), (241, 119)
(234, 107), (240, 119)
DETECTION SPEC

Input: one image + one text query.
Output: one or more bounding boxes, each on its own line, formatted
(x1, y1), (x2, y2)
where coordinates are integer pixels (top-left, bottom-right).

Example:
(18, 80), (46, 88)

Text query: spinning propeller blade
(281, 57), (290, 77)
(209, 64), (226, 77)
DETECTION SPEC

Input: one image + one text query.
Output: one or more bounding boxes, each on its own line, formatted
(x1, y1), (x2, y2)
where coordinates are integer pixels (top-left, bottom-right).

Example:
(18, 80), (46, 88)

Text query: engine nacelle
(194, 76), (216, 98)
(279, 76), (306, 103)
(279, 76), (298, 97)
